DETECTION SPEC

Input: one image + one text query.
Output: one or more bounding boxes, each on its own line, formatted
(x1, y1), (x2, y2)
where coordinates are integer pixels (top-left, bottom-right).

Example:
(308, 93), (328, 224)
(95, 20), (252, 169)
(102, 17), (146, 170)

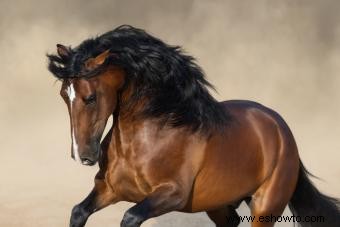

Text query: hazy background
(0, 0), (339, 226)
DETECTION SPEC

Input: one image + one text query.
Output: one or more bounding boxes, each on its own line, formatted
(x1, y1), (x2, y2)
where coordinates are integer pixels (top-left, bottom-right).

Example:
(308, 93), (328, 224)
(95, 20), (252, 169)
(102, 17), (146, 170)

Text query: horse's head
(57, 45), (125, 165)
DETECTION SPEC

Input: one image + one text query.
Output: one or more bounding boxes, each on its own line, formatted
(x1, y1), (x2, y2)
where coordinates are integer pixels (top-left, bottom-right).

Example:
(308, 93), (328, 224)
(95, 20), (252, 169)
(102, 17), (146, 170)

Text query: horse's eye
(83, 93), (97, 105)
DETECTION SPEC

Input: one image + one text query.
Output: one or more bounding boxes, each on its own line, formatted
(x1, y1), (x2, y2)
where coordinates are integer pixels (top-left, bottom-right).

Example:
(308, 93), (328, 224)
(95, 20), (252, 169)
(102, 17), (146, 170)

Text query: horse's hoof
(120, 212), (142, 227)
(70, 205), (87, 227)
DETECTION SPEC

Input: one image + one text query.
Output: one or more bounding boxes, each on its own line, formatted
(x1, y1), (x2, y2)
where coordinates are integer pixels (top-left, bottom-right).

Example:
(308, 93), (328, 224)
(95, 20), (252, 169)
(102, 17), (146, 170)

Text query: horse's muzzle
(76, 141), (101, 166)
(81, 157), (97, 166)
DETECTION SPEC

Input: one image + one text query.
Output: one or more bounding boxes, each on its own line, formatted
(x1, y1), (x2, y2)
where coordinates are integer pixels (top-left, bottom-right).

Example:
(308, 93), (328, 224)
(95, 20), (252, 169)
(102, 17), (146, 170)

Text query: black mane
(48, 25), (229, 134)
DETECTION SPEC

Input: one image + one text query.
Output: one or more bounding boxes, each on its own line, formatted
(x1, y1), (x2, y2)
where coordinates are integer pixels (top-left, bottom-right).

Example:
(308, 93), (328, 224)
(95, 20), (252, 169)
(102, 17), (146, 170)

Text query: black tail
(289, 161), (340, 227)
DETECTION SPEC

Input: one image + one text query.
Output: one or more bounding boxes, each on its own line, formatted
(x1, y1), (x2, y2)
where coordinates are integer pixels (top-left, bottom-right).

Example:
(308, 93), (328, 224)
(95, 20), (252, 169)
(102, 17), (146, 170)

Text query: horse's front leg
(120, 183), (189, 227)
(70, 178), (118, 227)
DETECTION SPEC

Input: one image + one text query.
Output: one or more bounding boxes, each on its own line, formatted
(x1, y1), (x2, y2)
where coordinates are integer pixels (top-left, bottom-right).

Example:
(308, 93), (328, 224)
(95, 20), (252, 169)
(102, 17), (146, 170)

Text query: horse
(47, 25), (340, 227)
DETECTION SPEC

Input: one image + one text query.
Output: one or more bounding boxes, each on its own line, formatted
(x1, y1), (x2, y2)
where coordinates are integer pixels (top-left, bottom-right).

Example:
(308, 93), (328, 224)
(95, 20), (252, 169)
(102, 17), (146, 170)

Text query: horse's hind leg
(249, 147), (299, 226)
(206, 206), (240, 227)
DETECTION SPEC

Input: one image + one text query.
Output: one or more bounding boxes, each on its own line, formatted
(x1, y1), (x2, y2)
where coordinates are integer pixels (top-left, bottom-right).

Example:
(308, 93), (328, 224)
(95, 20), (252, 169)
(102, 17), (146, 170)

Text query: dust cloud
(0, 0), (339, 226)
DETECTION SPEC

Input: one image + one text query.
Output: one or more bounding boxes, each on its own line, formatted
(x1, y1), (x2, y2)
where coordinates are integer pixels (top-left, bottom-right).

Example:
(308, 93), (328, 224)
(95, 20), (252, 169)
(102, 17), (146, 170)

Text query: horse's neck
(103, 105), (137, 157)
(106, 87), (185, 159)
(109, 86), (151, 154)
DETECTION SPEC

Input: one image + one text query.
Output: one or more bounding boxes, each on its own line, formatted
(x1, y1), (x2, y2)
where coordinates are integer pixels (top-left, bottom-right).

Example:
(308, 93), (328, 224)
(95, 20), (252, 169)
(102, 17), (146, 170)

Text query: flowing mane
(47, 25), (229, 133)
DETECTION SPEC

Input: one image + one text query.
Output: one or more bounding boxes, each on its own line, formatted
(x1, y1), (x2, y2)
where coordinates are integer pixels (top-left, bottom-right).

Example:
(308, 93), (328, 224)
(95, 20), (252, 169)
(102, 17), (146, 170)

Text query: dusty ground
(0, 1), (339, 226)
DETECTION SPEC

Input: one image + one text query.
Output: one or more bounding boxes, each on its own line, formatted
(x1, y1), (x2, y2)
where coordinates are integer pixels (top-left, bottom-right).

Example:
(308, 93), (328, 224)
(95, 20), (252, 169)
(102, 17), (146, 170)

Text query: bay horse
(47, 25), (340, 227)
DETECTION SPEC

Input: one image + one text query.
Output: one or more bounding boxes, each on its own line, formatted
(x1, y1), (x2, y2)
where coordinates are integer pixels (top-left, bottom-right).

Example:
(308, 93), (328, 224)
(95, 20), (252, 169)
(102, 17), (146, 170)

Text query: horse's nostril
(81, 158), (96, 166)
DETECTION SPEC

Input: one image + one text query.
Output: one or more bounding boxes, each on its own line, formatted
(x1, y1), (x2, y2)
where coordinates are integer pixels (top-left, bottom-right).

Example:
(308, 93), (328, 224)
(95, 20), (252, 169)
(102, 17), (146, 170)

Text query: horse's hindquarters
(183, 100), (300, 213)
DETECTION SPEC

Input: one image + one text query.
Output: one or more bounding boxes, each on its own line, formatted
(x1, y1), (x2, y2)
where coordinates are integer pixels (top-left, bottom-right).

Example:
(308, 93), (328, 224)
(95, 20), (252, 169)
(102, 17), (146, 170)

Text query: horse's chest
(106, 161), (151, 202)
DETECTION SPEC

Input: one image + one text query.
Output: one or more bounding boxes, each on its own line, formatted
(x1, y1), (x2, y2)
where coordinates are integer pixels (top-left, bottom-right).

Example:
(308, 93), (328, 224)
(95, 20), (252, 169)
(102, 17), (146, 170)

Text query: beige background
(0, 0), (339, 226)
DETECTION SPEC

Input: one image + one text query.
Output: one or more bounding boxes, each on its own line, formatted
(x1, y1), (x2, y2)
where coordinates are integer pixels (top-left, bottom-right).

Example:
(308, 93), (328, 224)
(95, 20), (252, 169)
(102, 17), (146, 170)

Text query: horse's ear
(56, 44), (71, 59)
(93, 50), (111, 66)
(85, 50), (111, 70)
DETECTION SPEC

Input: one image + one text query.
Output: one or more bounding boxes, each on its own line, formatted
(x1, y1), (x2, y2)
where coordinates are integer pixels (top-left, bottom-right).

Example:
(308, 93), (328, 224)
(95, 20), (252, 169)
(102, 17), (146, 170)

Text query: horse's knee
(120, 183), (190, 227)
(70, 205), (89, 227)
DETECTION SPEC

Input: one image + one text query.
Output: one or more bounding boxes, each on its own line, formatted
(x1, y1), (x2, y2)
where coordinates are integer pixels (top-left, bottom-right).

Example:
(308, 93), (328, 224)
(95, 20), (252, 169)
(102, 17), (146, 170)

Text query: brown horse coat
(48, 26), (340, 227)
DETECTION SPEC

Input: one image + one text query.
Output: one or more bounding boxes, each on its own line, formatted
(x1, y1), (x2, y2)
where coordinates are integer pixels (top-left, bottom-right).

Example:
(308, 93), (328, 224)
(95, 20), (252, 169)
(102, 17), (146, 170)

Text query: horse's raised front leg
(70, 179), (117, 227)
(120, 183), (189, 227)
